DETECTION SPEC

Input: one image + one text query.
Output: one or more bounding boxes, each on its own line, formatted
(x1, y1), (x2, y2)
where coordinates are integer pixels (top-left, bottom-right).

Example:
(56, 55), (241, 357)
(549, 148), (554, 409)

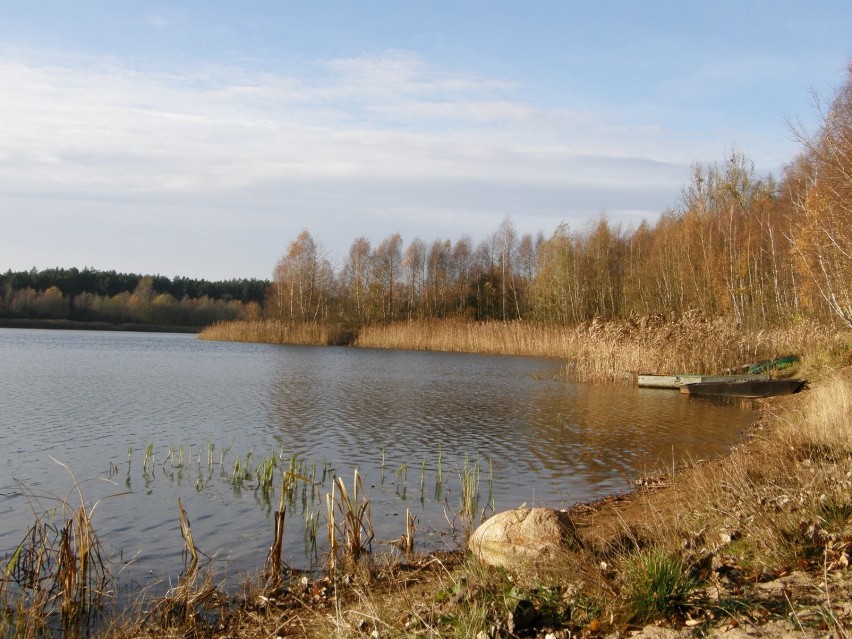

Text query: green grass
(621, 547), (701, 624)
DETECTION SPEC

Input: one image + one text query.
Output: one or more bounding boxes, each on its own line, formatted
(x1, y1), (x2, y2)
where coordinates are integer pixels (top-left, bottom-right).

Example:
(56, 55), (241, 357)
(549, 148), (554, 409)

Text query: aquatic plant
(1, 460), (122, 634)
(459, 454), (480, 532)
(177, 497), (198, 575)
(328, 470), (374, 569)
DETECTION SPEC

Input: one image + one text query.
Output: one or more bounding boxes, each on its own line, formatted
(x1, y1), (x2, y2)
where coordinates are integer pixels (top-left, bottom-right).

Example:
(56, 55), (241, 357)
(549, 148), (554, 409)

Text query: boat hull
(638, 374), (770, 390)
(680, 379), (806, 398)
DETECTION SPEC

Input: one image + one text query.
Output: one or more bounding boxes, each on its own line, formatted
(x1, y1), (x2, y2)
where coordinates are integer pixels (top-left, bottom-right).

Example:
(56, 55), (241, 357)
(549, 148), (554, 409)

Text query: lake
(0, 328), (753, 592)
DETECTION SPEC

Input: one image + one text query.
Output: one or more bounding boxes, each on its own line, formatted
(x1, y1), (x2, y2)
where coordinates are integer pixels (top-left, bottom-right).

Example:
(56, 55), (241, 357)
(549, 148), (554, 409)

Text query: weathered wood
(680, 378), (806, 398)
(638, 374), (770, 389)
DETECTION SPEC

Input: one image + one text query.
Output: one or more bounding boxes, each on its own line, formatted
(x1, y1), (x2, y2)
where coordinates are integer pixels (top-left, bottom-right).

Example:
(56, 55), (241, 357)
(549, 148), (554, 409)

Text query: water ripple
(0, 329), (754, 588)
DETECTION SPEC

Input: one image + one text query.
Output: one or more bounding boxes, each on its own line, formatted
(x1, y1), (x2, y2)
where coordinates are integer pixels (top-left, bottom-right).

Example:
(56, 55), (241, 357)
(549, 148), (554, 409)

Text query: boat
(637, 373), (770, 390)
(679, 378), (807, 398)
(745, 355), (800, 375)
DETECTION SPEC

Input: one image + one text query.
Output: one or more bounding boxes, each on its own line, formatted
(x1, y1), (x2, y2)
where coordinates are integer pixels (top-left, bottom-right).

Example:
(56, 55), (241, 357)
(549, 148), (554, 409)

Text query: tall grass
(201, 314), (849, 383)
(199, 319), (356, 346)
(675, 370), (852, 571)
(357, 315), (845, 382)
(1, 461), (121, 635)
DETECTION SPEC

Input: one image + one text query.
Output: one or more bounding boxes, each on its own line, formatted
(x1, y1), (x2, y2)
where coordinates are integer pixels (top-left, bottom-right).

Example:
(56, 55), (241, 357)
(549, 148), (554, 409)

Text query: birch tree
(790, 63), (852, 327)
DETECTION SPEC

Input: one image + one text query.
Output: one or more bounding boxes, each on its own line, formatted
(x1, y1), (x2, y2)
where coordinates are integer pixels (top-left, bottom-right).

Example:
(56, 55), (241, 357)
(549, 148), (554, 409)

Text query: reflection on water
(0, 329), (754, 589)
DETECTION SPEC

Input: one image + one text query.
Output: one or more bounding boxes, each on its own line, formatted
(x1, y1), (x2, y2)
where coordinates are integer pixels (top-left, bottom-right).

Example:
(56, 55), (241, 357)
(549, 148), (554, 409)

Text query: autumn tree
(341, 237), (373, 323)
(449, 237), (474, 316)
(271, 230), (334, 322)
(529, 224), (583, 323)
(371, 233), (403, 321)
(789, 62), (852, 328)
(426, 239), (451, 318)
(402, 237), (427, 319)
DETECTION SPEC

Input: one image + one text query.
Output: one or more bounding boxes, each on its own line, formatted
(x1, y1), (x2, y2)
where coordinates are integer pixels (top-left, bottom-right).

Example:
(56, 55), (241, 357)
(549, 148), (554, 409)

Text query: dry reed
(199, 319), (357, 346)
(327, 470), (374, 571)
(670, 370), (852, 572)
(356, 314), (847, 382)
(1, 461), (120, 636)
(202, 314), (849, 384)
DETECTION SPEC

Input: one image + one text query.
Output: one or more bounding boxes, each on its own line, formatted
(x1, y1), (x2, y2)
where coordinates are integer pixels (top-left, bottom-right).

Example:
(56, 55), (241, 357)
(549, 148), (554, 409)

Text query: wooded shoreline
(0, 318), (199, 333)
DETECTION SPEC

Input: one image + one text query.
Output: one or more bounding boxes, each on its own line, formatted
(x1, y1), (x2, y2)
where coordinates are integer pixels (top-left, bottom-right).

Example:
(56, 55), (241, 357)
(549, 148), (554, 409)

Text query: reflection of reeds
(395, 463), (408, 498)
(143, 443), (155, 476)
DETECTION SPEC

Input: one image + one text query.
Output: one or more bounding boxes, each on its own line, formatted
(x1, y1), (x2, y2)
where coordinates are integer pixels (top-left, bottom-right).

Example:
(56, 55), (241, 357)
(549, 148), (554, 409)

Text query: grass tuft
(620, 547), (701, 624)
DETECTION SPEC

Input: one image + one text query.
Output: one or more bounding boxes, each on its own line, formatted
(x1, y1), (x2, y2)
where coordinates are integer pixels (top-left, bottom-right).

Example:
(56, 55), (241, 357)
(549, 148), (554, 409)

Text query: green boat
(745, 355), (800, 375)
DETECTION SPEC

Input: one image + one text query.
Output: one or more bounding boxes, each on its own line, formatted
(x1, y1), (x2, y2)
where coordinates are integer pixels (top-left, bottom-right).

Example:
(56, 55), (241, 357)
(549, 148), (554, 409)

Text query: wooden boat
(637, 374), (770, 390)
(745, 355), (800, 375)
(680, 378), (806, 398)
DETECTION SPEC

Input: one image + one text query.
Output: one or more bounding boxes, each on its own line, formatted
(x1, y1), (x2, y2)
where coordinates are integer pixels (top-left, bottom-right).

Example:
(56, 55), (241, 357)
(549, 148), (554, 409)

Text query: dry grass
(356, 314), (849, 382)
(202, 314), (850, 383)
(675, 370), (852, 570)
(1, 460), (122, 638)
(199, 319), (357, 346)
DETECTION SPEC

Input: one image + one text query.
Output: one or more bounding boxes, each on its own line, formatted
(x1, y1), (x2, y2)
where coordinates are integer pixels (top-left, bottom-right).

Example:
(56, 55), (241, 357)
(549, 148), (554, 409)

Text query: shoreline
(84, 377), (849, 639)
(0, 318), (199, 333)
(4, 321), (850, 637)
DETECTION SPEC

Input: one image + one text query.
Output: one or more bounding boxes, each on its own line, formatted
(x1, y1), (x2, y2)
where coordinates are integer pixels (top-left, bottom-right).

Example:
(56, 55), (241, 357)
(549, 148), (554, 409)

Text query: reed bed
(199, 319), (356, 346)
(202, 314), (850, 383)
(356, 314), (849, 382)
(1, 461), (120, 637)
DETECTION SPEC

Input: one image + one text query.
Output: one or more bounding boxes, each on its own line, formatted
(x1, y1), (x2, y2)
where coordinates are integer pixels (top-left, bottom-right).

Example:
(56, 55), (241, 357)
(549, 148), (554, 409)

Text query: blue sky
(1, 1), (850, 281)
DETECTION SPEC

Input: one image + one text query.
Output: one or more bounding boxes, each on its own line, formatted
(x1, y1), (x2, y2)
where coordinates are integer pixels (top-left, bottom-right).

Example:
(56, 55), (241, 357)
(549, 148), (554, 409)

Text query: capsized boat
(680, 378), (807, 398)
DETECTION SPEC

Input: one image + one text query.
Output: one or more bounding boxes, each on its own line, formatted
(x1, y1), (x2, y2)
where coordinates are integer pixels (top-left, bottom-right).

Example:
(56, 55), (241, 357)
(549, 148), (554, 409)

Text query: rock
(468, 508), (581, 569)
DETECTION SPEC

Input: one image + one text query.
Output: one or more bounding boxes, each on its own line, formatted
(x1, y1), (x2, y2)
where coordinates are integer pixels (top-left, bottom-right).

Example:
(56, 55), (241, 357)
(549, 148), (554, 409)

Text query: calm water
(0, 328), (753, 589)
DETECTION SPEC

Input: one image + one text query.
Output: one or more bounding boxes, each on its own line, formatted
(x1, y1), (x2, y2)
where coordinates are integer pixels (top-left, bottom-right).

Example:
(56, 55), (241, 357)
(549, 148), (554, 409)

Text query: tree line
(268, 64), (852, 330)
(0, 268), (268, 327)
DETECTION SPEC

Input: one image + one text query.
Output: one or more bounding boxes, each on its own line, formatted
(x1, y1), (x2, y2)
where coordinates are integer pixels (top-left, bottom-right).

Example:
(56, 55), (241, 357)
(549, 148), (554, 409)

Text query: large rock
(468, 508), (581, 569)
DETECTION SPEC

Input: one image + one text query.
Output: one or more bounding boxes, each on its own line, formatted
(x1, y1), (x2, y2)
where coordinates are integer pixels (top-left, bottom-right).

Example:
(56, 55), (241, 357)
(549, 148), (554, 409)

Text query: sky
(1, 2), (850, 282)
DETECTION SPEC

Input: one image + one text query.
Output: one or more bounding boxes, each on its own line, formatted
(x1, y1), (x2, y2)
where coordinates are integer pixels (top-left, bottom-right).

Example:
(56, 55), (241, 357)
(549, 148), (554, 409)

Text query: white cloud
(0, 49), (700, 278)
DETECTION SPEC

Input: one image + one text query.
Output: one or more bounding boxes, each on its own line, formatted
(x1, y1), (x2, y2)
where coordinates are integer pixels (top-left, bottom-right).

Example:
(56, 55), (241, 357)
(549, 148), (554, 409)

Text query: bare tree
(372, 233), (403, 321)
(272, 230), (333, 321)
(341, 237), (373, 323)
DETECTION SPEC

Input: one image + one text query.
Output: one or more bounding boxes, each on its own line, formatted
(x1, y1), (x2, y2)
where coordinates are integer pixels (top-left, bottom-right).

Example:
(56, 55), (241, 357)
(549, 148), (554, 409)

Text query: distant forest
(0, 267), (269, 328)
